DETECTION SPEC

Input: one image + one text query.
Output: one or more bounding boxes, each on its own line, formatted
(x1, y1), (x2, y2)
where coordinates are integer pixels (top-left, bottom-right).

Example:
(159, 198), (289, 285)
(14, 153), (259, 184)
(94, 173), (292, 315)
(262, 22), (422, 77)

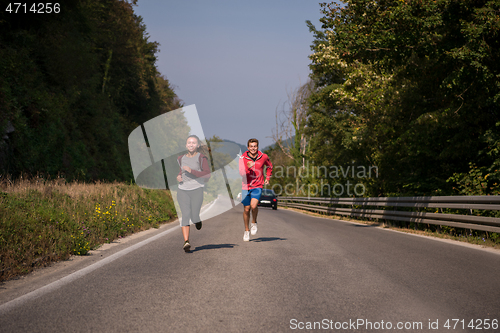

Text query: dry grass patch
(0, 175), (176, 282)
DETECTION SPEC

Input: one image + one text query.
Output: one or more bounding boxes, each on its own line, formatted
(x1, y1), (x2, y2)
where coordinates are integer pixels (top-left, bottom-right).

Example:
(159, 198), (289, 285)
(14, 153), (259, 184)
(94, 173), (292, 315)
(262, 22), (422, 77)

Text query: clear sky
(133, 0), (325, 149)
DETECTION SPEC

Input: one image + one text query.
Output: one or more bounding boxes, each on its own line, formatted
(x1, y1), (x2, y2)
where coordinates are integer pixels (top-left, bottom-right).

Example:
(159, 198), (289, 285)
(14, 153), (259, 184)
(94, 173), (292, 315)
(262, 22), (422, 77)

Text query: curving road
(0, 206), (499, 332)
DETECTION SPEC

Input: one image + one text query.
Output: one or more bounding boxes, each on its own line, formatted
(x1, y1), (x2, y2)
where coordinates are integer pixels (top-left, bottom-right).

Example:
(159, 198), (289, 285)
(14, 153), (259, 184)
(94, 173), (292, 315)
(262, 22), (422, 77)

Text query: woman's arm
(188, 155), (211, 178)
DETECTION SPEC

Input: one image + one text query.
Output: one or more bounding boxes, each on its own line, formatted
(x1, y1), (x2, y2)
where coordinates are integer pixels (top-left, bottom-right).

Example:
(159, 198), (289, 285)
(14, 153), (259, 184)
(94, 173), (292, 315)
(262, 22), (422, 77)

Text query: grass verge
(0, 176), (176, 282)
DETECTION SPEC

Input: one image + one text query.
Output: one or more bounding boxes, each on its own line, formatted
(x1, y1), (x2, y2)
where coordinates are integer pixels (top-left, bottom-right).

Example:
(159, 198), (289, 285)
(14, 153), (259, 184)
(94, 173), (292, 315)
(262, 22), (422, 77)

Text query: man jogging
(239, 138), (273, 241)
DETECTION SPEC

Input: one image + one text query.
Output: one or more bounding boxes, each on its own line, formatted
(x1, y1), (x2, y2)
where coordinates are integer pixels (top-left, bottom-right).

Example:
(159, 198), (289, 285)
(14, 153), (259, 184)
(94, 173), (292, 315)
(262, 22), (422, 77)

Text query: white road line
(199, 197), (219, 219)
(0, 224), (179, 316)
(283, 207), (500, 256)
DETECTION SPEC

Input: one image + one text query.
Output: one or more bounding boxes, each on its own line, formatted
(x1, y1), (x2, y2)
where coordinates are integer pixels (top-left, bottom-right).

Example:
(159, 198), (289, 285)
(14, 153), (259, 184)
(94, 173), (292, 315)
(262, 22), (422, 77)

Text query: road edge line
(0, 224), (179, 316)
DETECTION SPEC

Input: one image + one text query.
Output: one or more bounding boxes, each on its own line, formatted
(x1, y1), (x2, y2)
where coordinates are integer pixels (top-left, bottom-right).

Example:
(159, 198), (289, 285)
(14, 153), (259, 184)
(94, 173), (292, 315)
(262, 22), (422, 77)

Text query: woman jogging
(176, 135), (211, 252)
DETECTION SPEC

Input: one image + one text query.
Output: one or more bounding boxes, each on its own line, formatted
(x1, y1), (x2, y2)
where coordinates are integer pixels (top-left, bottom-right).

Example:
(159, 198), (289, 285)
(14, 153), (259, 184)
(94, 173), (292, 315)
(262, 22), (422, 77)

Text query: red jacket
(239, 150), (272, 190)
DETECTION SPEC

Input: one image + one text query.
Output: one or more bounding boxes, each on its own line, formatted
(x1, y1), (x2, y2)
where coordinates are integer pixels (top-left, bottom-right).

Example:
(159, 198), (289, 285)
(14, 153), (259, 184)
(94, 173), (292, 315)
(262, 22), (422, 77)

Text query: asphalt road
(0, 204), (499, 332)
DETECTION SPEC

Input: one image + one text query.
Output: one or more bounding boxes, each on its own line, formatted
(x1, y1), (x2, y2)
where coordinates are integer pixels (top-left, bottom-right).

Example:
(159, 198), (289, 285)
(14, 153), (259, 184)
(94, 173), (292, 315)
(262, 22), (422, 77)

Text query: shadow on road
(251, 237), (287, 242)
(190, 243), (237, 252)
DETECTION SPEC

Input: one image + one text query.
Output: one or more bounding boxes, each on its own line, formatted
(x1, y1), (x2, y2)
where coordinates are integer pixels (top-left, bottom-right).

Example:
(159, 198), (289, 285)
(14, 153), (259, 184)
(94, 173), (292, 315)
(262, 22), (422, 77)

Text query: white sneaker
(243, 231), (250, 242)
(250, 222), (258, 235)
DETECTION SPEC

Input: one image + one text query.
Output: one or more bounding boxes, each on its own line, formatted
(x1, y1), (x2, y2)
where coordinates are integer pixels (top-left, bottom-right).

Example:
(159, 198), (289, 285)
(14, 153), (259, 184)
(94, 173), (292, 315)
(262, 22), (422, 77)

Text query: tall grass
(0, 175), (176, 282)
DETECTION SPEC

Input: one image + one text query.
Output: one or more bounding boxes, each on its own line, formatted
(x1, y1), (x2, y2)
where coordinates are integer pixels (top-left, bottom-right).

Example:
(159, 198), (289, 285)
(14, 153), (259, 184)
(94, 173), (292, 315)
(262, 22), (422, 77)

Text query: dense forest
(269, 0), (500, 197)
(0, 0), (181, 181)
(2, 0), (499, 197)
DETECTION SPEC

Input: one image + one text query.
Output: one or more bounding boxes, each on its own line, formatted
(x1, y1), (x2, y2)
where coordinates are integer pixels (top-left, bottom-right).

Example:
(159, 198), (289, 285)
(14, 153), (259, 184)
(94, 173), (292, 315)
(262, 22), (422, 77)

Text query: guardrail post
(415, 207), (420, 230)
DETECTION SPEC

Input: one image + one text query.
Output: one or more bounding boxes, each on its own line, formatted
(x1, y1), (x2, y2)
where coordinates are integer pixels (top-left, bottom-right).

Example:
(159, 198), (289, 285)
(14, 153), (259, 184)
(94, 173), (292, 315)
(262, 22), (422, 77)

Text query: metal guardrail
(278, 196), (500, 233)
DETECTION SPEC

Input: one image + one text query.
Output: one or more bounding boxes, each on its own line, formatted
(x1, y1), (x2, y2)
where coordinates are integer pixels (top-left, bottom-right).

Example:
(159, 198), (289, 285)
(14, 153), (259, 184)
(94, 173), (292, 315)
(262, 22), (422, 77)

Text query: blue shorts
(241, 188), (262, 206)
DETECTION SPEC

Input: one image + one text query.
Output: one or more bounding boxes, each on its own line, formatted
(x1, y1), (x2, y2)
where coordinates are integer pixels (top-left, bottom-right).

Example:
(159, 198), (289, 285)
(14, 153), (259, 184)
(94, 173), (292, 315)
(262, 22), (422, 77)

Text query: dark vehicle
(258, 189), (277, 210)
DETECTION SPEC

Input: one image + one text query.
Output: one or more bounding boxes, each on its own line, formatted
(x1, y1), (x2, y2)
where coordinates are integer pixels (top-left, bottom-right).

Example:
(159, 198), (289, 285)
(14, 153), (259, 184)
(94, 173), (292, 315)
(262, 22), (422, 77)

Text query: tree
(307, 0), (500, 196)
(271, 81), (315, 195)
(0, 0), (182, 181)
(273, 80), (314, 166)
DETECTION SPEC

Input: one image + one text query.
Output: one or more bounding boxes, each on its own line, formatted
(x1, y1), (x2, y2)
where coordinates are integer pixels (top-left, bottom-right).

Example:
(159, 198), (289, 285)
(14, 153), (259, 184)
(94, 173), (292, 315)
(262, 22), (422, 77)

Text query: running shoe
(243, 231), (250, 242)
(250, 222), (258, 235)
(195, 221), (202, 230)
(183, 240), (191, 252)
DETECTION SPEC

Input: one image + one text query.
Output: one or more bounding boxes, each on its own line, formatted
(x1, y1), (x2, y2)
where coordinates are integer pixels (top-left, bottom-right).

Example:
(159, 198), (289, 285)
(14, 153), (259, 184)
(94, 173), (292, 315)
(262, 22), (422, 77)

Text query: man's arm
(264, 155), (273, 184)
(239, 156), (248, 176)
